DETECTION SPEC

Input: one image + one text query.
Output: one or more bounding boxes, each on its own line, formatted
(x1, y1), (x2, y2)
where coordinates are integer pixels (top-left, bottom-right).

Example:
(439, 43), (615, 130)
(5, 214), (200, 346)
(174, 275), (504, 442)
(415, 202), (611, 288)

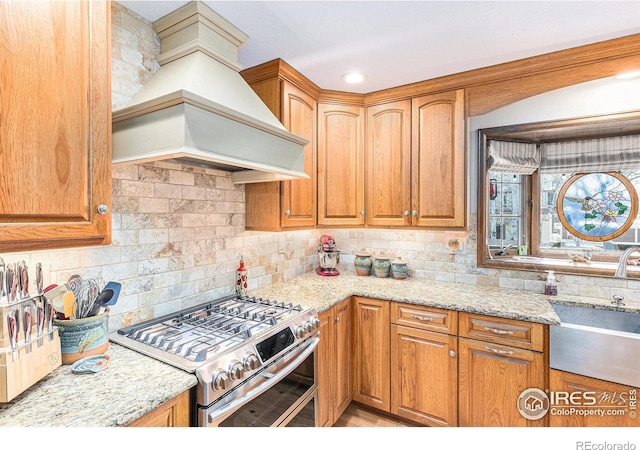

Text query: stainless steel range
(109, 294), (319, 427)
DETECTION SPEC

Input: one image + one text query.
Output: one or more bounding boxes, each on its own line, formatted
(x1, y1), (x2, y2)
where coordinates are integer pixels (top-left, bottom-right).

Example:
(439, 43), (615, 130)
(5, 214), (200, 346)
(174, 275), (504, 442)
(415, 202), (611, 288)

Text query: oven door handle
(207, 336), (319, 425)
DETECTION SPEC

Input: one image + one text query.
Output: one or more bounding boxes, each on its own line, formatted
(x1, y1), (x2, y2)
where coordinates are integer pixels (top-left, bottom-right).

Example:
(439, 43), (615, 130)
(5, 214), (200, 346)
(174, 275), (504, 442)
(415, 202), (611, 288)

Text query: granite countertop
(3, 270), (638, 428)
(251, 271), (640, 324)
(0, 343), (197, 427)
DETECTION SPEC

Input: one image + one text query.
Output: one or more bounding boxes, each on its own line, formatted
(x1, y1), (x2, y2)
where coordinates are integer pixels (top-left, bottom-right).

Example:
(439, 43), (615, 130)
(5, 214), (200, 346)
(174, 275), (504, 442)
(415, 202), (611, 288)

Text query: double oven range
(109, 294), (319, 427)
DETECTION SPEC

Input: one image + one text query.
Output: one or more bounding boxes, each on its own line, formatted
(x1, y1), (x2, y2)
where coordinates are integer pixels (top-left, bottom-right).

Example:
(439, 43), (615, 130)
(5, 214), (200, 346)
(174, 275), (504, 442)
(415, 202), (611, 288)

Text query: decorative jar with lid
(354, 252), (372, 276)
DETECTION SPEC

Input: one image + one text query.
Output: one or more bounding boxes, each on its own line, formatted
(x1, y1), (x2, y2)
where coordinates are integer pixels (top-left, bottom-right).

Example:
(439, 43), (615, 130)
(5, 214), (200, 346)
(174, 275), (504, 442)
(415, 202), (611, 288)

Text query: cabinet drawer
(392, 303), (457, 334)
(459, 313), (544, 352)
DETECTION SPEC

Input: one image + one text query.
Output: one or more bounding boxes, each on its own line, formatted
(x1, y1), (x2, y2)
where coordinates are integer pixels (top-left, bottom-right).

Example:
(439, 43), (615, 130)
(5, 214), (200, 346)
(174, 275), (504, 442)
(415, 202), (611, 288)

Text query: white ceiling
(119, 1), (640, 93)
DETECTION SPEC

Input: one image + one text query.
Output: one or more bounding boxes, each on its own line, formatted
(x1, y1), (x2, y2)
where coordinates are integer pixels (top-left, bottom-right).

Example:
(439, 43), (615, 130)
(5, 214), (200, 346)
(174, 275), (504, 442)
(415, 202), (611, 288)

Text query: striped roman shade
(540, 134), (640, 173)
(487, 140), (540, 174)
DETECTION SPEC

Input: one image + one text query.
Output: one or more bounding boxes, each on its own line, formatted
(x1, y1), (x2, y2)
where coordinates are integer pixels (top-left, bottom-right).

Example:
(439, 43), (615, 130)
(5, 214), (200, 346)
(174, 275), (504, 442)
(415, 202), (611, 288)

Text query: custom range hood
(112, 1), (309, 184)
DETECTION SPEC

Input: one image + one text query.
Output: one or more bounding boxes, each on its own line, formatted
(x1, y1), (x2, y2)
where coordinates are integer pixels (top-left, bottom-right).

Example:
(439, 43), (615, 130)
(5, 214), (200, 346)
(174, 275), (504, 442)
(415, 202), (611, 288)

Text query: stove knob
(310, 317), (320, 330)
(229, 360), (244, 381)
(212, 369), (230, 391)
(243, 353), (260, 371)
(295, 325), (305, 339)
(303, 321), (313, 333)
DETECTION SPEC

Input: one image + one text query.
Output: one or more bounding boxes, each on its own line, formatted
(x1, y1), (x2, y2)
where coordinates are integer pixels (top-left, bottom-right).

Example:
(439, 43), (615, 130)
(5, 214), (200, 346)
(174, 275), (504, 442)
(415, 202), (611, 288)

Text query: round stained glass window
(557, 172), (639, 242)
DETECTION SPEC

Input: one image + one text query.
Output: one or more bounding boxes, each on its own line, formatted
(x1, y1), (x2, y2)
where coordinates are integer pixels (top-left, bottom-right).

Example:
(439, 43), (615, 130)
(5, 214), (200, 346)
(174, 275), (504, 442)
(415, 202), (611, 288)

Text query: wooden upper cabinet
(0, 1), (112, 251)
(318, 103), (365, 226)
(244, 78), (317, 230)
(365, 101), (412, 227)
(281, 83), (317, 228)
(411, 89), (466, 228)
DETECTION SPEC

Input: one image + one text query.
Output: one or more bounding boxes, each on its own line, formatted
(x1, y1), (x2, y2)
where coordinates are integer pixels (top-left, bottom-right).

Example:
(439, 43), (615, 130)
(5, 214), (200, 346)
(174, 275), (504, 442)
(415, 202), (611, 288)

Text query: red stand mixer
(317, 235), (340, 276)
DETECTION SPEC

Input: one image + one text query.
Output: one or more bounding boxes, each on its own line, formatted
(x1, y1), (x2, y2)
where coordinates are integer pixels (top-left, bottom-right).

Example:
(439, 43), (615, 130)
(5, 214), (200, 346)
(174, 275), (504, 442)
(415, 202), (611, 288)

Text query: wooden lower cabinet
(458, 338), (546, 427)
(352, 297), (390, 412)
(317, 299), (352, 426)
(128, 390), (191, 427)
(391, 324), (458, 426)
(549, 369), (638, 427)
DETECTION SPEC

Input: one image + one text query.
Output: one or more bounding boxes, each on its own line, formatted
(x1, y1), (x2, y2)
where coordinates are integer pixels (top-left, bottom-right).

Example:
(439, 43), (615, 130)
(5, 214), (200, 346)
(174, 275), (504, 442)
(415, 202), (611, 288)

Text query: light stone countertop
(0, 343), (197, 427)
(250, 271), (640, 324)
(3, 270), (638, 428)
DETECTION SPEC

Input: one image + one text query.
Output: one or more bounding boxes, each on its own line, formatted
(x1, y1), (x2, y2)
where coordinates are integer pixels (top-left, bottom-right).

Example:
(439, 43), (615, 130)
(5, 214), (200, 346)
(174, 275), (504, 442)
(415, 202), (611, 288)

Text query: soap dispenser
(544, 270), (557, 296)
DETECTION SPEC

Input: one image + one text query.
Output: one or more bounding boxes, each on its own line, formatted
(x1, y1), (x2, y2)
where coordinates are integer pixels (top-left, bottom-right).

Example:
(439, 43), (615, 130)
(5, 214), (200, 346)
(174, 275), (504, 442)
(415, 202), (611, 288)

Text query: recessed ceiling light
(342, 72), (366, 84)
(615, 71), (640, 80)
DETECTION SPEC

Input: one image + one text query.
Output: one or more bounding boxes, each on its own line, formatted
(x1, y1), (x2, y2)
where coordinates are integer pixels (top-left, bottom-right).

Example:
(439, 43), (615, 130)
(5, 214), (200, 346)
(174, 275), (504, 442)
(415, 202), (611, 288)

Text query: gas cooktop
(109, 294), (309, 372)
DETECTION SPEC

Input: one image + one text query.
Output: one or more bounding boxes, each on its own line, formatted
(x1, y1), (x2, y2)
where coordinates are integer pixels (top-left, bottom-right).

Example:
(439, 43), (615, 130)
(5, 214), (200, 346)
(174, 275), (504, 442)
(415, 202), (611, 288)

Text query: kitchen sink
(549, 303), (640, 388)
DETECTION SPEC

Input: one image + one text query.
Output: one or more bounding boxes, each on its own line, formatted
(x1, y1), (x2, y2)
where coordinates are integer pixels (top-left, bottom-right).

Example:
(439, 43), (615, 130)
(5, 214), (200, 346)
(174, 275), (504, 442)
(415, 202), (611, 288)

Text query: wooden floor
(333, 403), (417, 427)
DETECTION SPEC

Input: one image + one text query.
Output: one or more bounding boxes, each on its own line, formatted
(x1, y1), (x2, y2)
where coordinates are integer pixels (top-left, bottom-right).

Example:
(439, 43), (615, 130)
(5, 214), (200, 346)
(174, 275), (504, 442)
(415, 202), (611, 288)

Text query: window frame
(477, 111), (640, 279)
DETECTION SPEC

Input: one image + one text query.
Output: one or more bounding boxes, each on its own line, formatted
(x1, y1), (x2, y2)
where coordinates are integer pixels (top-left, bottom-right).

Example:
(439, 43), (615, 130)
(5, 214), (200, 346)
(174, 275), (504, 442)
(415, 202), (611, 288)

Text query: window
(478, 112), (640, 278)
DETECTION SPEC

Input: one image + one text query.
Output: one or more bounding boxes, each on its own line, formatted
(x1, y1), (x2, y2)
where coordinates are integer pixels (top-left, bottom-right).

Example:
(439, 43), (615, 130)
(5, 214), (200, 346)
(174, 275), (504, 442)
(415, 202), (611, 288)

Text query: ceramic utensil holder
(54, 310), (109, 365)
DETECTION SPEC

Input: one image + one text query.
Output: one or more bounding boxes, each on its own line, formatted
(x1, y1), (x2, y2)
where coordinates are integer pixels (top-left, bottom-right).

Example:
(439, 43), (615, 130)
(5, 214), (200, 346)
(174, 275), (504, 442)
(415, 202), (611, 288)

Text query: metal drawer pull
(410, 314), (434, 322)
(484, 326), (513, 335)
(484, 346), (514, 355)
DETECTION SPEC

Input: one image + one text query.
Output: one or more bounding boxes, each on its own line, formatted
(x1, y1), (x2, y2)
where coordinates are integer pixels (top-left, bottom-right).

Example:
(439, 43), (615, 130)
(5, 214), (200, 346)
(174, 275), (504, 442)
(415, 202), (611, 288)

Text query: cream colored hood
(112, 1), (309, 184)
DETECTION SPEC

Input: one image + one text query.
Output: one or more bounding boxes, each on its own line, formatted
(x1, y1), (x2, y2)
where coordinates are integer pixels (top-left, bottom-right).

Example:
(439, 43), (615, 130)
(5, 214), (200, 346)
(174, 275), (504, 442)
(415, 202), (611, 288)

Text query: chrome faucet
(614, 246), (640, 278)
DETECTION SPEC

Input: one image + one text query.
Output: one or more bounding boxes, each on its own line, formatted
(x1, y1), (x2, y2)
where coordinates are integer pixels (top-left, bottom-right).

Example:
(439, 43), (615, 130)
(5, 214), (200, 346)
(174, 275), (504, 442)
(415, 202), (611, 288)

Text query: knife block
(0, 298), (62, 402)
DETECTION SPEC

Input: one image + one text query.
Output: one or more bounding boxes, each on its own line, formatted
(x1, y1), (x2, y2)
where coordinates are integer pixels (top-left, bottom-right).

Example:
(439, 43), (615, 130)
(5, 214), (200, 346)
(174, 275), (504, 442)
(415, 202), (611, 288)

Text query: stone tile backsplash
(2, 3), (630, 334)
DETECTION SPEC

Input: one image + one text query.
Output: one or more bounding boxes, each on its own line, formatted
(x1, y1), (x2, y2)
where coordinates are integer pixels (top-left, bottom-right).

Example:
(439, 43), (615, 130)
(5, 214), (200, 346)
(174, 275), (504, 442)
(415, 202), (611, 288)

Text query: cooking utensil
(102, 281), (121, 306)
(87, 289), (113, 317)
(62, 291), (77, 319)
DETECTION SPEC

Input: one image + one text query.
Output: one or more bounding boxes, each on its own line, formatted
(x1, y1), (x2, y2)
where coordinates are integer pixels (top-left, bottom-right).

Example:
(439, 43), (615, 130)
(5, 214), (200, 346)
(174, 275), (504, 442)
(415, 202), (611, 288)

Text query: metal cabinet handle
(96, 204), (109, 215)
(449, 350), (456, 358)
(412, 210), (418, 217)
(484, 346), (514, 355)
(360, 210), (366, 216)
(335, 317), (340, 322)
(410, 314), (434, 322)
(484, 326), (513, 335)
(403, 210), (410, 216)
(284, 209), (291, 216)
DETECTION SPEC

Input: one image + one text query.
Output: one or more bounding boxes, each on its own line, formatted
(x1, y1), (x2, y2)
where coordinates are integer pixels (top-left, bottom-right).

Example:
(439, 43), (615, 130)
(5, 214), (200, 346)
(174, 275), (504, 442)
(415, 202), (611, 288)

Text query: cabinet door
(365, 101), (412, 226)
(333, 299), (352, 419)
(411, 90), (465, 228)
(391, 325), (458, 426)
(0, 1), (111, 251)
(128, 390), (191, 427)
(281, 82), (317, 228)
(352, 297), (390, 411)
(317, 104), (365, 226)
(458, 338), (545, 427)
(549, 369), (638, 427)
(317, 308), (334, 427)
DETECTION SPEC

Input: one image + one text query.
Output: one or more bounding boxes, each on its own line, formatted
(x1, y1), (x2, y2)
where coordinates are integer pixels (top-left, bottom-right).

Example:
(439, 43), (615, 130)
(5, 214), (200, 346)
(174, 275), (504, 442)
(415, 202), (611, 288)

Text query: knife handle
(36, 302), (45, 337)
(7, 311), (17, 349)
(24, 306), (32, 342)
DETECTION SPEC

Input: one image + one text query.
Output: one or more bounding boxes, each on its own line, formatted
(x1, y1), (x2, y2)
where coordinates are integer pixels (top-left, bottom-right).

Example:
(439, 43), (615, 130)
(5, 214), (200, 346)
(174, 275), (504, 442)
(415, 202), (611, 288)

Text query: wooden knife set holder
(0, 260), (61, 402)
